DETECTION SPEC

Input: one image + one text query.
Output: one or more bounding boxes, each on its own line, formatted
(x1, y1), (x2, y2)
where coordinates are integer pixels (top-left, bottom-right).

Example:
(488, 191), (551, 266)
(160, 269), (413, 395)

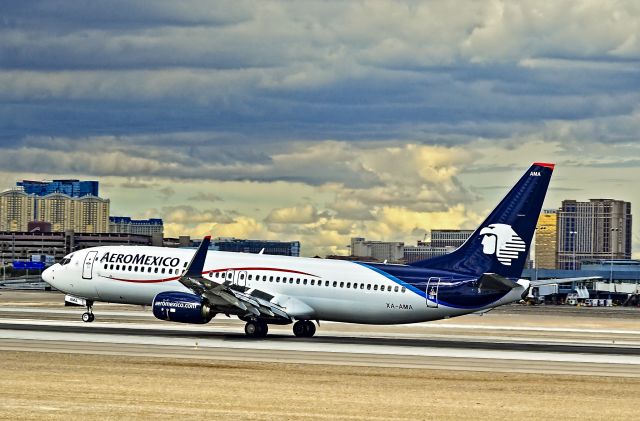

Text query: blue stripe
(355, 262), (501, 310)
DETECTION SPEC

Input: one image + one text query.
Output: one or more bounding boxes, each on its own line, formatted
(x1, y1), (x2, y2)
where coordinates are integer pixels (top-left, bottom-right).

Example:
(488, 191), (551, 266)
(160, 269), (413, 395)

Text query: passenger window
(148, 267), (152, 273)
(394, 286), (399, 292)
(154, 267), (158, 273)
(374, 285), (378, 291)
(276, 277), (280, 283)
(240, 274), (245, 280)
(109, 264), (114, 270)
(183, 262), (188, 267)
(325, 281), (330, 287)
(311, 280), (315, 285)
(289, 279), (293, 284)
(353, 283), (358, 289)
(340, 282), (344, 288)
(134, 266), (138, 272)
(115, 265), (120, 270)
(128, 266), (132, 271)
(401, 287), (406, 293)
(360, 284), (364, 289)
(296, 279), (300, 284)
(388, 286), (392, 292)
(248, 275), (252, 280)
(303, 279), (307, 285)
(333, 281), (337, 287)
(367, 284), (371, 290)
(270, 276), (273, 282)
(161, 268), (165, 274)
(346, 282), (351, 288)
(103, 264), (107, 269)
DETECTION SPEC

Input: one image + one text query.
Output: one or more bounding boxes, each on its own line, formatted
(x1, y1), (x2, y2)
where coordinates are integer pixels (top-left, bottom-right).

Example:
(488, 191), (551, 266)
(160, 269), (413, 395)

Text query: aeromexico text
(99, 252), (181, 267)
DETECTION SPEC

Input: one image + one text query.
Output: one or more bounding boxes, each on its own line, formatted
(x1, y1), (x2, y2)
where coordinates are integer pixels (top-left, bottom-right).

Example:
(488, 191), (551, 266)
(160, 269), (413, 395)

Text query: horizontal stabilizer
(478, 273), (520, 292)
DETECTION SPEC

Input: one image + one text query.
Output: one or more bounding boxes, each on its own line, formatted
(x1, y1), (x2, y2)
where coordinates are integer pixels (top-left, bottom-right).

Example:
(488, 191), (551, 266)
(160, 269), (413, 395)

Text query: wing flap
(177, 237), (293, 322)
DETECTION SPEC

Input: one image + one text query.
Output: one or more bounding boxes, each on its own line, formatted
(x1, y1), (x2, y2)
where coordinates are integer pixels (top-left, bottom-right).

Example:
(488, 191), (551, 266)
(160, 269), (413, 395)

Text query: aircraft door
(224, 270), (235, 285)
(82, 251), (98, 280)
(236, 271), (247, 287)
(426, 277), (440, 308)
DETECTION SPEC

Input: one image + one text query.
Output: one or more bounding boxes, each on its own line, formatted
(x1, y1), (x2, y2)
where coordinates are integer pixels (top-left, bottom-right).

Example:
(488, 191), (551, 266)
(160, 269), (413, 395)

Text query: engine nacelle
(152, 291), (214, 324)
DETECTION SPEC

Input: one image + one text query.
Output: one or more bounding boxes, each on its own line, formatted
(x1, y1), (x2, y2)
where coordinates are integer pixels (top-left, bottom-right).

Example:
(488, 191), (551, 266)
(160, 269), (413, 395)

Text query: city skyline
(1, 1), (638, 257)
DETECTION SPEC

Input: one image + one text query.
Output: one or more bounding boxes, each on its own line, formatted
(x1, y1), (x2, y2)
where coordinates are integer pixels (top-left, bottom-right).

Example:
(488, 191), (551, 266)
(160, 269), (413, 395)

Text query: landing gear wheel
(293, 320), (316, 337)
(245, 320), (268, 338)
(82, 300), (95, 323)
(81, 312), (94, 323)
(304, 320), (316, 337)
(293, 320), (306, 337)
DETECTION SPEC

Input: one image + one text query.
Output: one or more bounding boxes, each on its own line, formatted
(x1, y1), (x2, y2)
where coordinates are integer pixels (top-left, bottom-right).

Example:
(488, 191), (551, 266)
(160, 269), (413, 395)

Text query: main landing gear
(81, 301), (95, 323)
(244, 319), (268, 338)
(292, 320), (316, 338)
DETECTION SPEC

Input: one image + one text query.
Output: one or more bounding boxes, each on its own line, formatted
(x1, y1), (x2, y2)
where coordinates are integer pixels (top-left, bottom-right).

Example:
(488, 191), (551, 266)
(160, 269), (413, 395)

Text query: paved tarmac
(1, 291), (639, 377)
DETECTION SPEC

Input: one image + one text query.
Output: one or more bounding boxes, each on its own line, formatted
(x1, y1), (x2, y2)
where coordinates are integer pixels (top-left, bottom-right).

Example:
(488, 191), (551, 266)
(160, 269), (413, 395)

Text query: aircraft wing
(530, 276), (602, 287)
(178, 236), (292, 322)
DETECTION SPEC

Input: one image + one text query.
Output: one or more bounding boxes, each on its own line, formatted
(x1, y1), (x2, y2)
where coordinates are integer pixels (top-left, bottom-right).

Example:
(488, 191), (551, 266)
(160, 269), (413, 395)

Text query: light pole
(610, 227), (619, 283)
(570, 231), (578, 271)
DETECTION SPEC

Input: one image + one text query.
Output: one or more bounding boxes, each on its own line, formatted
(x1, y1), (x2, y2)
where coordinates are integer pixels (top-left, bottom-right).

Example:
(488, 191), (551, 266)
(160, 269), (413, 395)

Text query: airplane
(43, 162), (557, 338)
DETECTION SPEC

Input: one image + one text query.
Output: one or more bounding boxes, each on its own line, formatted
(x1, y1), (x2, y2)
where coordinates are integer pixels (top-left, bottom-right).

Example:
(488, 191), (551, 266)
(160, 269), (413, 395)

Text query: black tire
(82, 312), (92, 323)
(293, 320), (306, 337)
(304, 321), (316, 337)
(89, 313), (95, 322)
(257, 320), (268, 337)
(245, 321), (259, 337)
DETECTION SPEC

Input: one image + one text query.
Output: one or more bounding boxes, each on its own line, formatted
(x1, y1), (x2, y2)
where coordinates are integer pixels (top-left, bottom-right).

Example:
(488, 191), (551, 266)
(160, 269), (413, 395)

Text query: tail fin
(410, 163), (554, 278)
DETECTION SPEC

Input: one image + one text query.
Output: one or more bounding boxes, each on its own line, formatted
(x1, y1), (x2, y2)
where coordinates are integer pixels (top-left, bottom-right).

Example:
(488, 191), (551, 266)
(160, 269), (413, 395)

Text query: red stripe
(533, 162), (555, 170)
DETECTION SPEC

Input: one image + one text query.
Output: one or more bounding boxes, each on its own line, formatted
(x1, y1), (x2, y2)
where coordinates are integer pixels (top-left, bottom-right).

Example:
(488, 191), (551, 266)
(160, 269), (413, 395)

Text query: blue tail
(410, 163), (554, 278)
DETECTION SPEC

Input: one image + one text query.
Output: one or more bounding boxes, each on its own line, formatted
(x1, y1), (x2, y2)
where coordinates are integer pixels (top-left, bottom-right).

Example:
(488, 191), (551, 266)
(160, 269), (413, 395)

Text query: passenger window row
(102, 263), (182, 275)
(207, 271), (405, 293)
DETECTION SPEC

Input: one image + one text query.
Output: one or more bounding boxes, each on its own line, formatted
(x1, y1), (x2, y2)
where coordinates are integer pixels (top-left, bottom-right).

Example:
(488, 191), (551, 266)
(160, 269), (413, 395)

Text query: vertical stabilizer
(410, 163), (554, 278)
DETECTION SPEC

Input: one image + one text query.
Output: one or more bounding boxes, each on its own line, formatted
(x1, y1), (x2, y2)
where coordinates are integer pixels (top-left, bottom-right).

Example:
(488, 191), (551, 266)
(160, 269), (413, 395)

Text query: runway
(1, 299), (639, 377)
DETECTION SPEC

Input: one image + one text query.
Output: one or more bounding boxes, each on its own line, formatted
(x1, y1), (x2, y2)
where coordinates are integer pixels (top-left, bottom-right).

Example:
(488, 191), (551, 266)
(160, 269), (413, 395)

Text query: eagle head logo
(479, 223), (526, 266)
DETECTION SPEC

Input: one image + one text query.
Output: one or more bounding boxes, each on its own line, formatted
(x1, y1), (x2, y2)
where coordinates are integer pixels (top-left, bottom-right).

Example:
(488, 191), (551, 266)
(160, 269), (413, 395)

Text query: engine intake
(152, 291), (213, 324)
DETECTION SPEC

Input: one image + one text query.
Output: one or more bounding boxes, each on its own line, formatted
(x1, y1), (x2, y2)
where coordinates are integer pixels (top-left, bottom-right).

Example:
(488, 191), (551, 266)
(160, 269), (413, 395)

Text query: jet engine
(152, 291), (214, 324)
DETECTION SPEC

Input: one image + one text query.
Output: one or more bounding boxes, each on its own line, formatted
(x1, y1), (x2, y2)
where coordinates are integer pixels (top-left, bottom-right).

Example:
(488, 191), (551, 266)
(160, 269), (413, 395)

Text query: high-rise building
(0, 188), (109, 234)
(17, 179), (99, 197)
(0, 189), (36, 232)
(110, 217), (164, 237)
(557, 199), (632, 270)
(189, 237), (301, 256)
(534, 209), (557, 269)
(404, 244), (456, 264)
(36, 194), (109, 233)
(430, 229), (473, 248)
(350, 237), (404, 262)
(403, 229), (472, 264)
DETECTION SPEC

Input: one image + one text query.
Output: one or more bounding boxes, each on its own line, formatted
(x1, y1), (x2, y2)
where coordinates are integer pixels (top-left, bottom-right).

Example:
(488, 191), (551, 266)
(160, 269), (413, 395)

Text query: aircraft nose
(42, 265), (57, 285)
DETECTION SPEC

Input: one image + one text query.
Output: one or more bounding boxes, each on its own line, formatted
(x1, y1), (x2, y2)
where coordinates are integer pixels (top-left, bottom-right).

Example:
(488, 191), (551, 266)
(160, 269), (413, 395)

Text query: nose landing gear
(81, 301), (95, 323)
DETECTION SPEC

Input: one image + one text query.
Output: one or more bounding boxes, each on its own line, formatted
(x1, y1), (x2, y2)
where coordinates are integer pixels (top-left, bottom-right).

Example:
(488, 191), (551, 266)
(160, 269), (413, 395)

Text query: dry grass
(1, 351), (639, 420)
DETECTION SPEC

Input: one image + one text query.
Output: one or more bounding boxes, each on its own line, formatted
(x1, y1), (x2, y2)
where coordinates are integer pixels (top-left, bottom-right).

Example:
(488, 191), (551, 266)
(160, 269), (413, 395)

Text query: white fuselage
(42, 246), (526, 325)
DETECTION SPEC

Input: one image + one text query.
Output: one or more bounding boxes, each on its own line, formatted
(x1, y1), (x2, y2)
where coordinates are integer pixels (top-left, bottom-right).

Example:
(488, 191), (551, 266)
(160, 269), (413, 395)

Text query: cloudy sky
(1, 1), (639, 257)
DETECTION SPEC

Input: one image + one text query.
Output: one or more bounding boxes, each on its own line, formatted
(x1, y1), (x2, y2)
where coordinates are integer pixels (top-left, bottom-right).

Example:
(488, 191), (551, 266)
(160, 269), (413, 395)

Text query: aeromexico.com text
(99, 253), (181, 267)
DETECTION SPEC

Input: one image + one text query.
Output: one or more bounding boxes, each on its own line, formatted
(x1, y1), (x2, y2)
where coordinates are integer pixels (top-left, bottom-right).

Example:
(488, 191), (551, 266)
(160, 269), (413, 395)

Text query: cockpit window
(59, 253), (74, 266)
